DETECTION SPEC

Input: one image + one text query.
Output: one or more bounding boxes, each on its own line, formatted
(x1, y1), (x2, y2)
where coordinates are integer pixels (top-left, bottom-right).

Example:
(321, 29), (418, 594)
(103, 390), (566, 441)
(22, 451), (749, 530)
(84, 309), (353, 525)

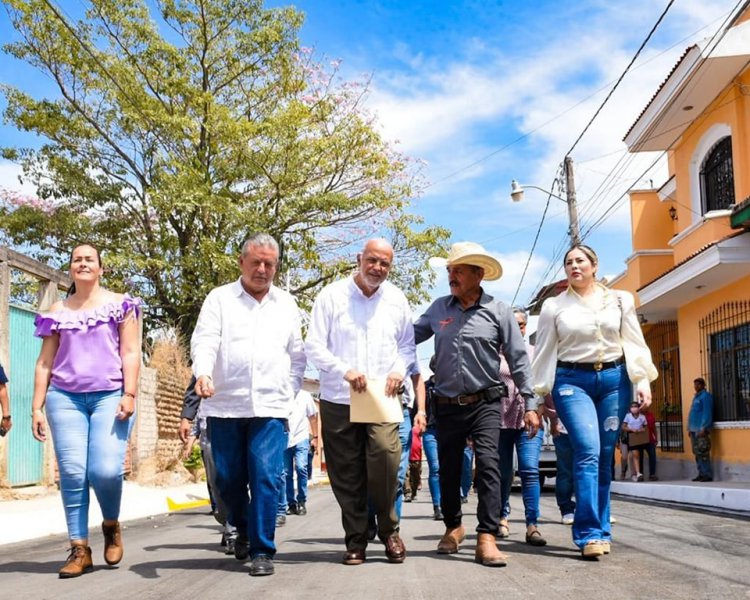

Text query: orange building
(610, 3), (750, 481)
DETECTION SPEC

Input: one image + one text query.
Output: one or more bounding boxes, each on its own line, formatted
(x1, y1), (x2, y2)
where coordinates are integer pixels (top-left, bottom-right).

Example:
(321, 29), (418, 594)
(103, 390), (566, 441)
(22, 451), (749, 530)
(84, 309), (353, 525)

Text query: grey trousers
(320, 399), (401, 551)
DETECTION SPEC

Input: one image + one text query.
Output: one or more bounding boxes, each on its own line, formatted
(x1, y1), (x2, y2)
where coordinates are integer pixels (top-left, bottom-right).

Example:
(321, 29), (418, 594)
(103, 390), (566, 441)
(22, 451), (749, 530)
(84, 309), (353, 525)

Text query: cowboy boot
(102, 521), (124, 566)
(59, 542), (93, 578)
(436, 525), (465, 554)
(474, 532), (507, 567)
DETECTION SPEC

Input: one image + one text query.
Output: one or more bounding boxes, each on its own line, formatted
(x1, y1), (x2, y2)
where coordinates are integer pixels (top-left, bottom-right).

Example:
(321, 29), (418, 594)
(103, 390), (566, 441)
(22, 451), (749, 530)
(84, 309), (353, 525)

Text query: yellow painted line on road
(166, 496), (211, 511)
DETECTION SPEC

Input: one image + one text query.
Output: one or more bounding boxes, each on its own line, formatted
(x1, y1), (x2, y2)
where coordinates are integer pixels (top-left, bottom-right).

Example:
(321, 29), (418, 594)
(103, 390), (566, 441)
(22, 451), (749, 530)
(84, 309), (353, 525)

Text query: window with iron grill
(699, 301), (750, 422)
(699, 136), (735, 213)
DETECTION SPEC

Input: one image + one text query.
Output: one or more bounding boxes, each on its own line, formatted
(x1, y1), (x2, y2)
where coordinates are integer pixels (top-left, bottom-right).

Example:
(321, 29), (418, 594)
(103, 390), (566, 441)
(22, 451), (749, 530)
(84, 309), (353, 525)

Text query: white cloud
(365, 0), (739, 246)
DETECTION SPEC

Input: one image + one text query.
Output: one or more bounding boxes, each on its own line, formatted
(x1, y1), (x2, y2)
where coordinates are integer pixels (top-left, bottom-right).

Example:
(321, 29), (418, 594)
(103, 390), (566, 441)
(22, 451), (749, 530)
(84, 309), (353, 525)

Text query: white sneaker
(561, 513), (574, 525)
(610, 516), (617, 524)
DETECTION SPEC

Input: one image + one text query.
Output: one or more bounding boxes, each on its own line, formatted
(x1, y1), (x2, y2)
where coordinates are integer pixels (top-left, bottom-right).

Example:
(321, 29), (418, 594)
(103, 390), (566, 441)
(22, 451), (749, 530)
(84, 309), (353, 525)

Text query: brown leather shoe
(436, 525), (466, 554)
(102, 521), (123, 565)
(59, 543), (93, 578)
(382, 533), (406, 563)
(474, 533), (507, 567)
(342, 549), (366, 565)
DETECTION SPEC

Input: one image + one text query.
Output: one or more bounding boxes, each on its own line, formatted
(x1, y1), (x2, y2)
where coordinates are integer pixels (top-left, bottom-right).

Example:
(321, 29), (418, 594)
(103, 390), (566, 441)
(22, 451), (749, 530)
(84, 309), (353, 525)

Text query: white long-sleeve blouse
(531, 283), (657, 396)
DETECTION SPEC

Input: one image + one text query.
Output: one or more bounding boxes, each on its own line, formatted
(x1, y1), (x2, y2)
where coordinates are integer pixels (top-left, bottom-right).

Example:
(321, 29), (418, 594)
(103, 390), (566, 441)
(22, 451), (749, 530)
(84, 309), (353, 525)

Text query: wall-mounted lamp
(668, 206), (677, 221)
(637, 313), (648, 325)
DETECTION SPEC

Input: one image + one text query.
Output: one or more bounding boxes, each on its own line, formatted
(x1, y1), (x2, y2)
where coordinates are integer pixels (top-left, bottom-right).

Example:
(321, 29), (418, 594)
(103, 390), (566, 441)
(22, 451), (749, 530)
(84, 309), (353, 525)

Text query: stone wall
(154, 369), (190, 465)
(132, 367), (158, 468)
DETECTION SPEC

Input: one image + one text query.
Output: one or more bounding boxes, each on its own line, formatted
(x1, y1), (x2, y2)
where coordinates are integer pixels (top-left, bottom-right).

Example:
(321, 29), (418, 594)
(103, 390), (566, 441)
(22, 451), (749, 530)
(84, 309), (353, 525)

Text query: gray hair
(241, 233), (279, 257)
(512, 305), (528, 324)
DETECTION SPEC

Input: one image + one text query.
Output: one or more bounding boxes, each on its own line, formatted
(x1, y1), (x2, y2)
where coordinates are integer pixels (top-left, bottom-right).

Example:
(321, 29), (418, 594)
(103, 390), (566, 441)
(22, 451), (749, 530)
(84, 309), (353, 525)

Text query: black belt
(557, 357), (625, 372)
(435, 384), (508, 406)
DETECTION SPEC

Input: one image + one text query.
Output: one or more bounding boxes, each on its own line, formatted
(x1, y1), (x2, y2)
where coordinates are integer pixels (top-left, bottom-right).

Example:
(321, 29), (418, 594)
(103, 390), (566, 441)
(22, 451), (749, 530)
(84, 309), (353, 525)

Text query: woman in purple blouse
(31, 244), (141, 578)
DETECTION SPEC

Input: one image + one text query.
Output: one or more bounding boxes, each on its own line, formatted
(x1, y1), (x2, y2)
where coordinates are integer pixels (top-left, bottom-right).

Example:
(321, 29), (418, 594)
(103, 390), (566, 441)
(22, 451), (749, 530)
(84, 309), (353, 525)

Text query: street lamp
(510, 181), (566, 204)
(510, 156), (581, 245)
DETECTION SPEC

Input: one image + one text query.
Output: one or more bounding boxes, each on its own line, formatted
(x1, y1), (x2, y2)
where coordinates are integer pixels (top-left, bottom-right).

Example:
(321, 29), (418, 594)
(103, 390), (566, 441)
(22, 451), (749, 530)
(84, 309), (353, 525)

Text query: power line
(424, 5), (733, 192)
(564, 0), (676, 157)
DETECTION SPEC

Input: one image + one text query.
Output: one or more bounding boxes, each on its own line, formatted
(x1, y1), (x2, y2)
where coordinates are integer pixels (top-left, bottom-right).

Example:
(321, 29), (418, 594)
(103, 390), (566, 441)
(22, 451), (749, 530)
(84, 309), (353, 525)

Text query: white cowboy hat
(429, 241), (503, 281)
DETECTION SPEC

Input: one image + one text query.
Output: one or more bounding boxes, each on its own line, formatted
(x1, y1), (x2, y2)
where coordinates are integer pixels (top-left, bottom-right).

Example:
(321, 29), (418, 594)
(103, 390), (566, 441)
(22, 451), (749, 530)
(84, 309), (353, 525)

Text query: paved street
(1, 485), (749, 599)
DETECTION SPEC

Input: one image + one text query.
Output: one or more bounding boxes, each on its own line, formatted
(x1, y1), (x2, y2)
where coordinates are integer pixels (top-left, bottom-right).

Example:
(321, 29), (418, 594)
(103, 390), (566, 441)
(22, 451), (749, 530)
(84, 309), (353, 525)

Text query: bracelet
(123, 392), (136, 399)
(1, 415), (9, 420)
(33, 408), (44, 414)
(312, 436), (319, 439)
(416, 411), (427, 417)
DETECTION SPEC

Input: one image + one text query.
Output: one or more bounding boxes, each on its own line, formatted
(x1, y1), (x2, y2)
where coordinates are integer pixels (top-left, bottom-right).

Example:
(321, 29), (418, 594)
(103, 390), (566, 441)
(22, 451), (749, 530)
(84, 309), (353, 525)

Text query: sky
(0, 0), (744, 360)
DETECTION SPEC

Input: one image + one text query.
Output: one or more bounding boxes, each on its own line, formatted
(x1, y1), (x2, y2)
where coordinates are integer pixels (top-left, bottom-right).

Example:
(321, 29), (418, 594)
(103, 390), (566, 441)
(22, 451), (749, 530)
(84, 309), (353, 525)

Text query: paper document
(350, 377), (404, 423)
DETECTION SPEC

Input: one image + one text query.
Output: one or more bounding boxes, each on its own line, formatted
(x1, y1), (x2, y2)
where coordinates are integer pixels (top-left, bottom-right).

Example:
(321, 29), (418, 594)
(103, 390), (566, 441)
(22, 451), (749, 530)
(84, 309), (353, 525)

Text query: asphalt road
(1, 486), (749, 599)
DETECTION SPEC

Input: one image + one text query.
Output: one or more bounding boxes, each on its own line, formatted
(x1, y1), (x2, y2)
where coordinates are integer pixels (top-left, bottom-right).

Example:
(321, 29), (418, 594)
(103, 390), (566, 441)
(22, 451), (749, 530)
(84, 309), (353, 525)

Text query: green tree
(0, 0), (449, 338)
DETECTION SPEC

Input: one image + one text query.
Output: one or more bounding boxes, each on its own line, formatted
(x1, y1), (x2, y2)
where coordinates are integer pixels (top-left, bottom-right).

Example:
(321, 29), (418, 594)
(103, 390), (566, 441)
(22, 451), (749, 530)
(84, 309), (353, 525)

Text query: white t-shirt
(624, 413), (646, 432)
(287, 390), (318, 448)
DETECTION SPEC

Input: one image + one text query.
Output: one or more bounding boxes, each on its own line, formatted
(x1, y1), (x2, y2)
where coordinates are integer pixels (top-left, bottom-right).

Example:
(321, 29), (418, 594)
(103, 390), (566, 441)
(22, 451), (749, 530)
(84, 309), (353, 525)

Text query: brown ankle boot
(102, 521), (123, 565)
(59, 543), (93, 578)
(436, 525), (466, 554)
(474, 533), (507, 567)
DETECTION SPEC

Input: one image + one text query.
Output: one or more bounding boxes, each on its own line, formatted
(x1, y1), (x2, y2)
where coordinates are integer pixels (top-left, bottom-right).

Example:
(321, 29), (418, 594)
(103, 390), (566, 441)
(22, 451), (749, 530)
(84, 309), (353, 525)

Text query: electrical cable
(564, 0), (676, 158)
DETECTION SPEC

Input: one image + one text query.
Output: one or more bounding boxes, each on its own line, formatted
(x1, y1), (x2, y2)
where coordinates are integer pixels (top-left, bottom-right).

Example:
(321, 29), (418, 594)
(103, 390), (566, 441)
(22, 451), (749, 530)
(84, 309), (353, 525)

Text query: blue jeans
(394, 407), (412, 520)
(209, 417), (287, 558)
(285, 438), (311, 505)
(553, 433), (576, 516)
(460, 445), (474, 498)
(307, 445), (315, 480)
(552, 364), (631, 548)
(499, 428), (543, 526)
(422, 426), (440, 507)
(45, 387), (132, 540)
(689, 432), (713, 478)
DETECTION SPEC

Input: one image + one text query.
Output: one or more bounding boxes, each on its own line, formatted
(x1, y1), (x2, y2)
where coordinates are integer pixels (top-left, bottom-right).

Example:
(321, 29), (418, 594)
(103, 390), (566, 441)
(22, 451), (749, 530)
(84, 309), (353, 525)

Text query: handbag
(628, 429), (649, 447)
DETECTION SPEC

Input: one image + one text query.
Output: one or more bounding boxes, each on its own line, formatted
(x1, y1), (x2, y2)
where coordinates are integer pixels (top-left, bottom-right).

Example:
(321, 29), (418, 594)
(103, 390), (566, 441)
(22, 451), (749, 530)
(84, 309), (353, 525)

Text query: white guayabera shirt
(305, 276), (416, 405)
(191, 279), (306, 419)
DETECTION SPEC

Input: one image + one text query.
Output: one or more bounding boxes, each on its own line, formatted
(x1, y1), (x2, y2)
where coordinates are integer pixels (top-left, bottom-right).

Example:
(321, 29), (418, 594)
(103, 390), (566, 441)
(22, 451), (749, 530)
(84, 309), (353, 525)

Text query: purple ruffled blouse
(34, 295), (141, 394)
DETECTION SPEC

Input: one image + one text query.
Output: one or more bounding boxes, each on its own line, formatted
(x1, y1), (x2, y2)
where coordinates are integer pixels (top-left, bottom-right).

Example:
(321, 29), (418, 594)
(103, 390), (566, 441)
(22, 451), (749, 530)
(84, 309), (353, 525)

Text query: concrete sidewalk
(612, 478), (750, 513)
(0, 473), (331, 546)
(0, 481), (211, 546)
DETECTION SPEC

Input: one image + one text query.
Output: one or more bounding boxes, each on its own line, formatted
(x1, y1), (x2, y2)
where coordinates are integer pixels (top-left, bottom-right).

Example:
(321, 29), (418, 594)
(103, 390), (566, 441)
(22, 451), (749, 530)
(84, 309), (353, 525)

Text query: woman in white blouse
(532, 245), (657, 559)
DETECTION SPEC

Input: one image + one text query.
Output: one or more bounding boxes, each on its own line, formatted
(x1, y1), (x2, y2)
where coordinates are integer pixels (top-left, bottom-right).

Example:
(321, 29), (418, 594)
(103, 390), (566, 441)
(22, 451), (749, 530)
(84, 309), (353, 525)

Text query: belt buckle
(594, 361), (603, 371)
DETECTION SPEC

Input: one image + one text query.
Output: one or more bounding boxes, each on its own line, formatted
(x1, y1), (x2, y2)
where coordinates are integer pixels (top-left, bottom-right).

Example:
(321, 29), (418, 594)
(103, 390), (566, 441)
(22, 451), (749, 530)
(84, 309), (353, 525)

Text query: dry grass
(148, 335), (191, 381)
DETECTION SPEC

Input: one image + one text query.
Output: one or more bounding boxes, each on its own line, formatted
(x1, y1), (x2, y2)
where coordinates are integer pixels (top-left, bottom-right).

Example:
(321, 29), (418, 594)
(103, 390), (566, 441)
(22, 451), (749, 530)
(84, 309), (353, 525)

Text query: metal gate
(7, 305), (44, 486)
(645, 321), (684, 452)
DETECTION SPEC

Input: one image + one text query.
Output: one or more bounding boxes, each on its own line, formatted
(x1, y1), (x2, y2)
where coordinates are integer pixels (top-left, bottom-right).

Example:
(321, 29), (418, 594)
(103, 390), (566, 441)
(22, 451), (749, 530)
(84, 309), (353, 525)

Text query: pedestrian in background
(498, 306), (546, 547)
(688, 377), (714, 482)
(0, 363), (12, 437)
(179, 377), (238, 553)
(624, 402), (648, 482)
(532, 244), (657, 559)
(281, 389), (319, 519)
(191, 233), (306, 577)
(544, 395), (576, 524)
(422, 361), (442, 520)
(640, 404), (658, 481)
(404, 423), (423, 502)
(460, 439), (474, 503)
(32, 244), (141, 578)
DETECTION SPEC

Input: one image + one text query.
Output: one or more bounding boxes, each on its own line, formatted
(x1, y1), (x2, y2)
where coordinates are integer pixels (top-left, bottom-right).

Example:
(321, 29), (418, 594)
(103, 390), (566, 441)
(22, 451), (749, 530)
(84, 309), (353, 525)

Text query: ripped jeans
(552, 364), (631, 548)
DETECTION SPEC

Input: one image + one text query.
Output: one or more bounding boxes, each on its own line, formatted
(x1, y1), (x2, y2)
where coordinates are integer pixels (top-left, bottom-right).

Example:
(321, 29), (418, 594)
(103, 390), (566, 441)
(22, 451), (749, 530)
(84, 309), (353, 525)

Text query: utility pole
(564, 156), (581, 245)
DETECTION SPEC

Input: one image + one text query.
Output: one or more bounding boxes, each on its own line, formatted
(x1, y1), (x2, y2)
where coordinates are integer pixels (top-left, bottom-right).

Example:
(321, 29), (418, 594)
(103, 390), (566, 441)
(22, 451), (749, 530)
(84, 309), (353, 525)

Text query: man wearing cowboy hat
(414, 241), (540, 567)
